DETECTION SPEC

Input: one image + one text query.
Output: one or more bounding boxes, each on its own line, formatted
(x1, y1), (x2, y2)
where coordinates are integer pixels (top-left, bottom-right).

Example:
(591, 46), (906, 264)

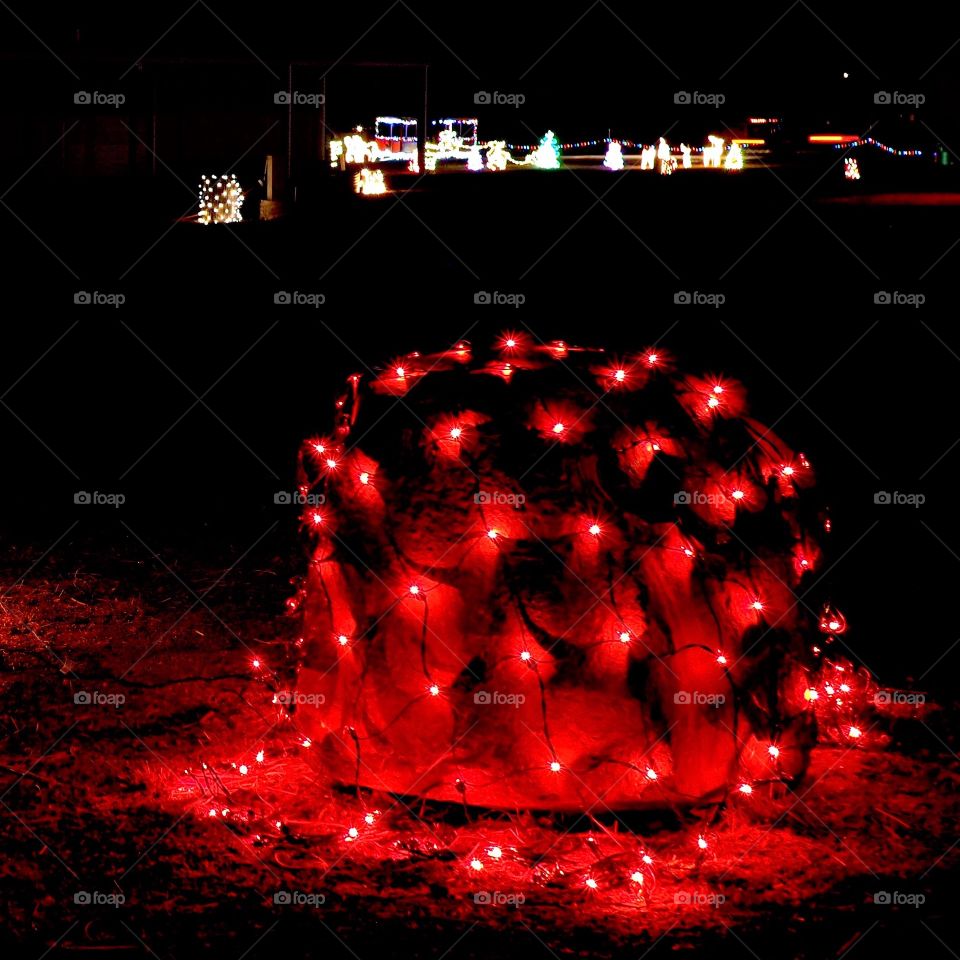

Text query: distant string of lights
(832, 136), (925, 157)
(505, 134), (926, 157)
(505, 137), (707, 153)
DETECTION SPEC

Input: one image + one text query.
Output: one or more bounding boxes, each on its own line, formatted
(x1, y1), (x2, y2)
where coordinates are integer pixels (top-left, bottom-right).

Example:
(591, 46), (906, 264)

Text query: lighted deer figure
(680, 143), (692, 169)
(702, 136), (724, 168)
(343, 134), (372, 165)
(640, 144), (656, 169)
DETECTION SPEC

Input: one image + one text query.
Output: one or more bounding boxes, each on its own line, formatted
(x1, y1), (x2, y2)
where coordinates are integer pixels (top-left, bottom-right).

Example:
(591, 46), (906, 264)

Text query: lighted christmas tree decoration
(844, 157), (861, 180)
(197, 174), (244, 224)
(528, 130), (561, 169)
(291, 335), (829, 812)
(604, 141), (625, 171)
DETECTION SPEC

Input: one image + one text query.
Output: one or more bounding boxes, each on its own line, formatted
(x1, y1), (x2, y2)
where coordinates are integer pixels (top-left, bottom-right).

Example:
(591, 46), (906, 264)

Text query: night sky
(3, 3), (958, 676)
(3, 3), (958, 135)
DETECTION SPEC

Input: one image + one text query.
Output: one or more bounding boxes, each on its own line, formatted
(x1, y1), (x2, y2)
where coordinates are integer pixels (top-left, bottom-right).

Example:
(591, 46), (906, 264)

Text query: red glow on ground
(821, 192), (960, 206)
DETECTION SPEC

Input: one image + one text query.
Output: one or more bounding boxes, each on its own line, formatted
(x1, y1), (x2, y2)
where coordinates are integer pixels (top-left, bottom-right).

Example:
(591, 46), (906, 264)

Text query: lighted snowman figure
(467, 144), (484, 172)
(604, 141), (625, 171)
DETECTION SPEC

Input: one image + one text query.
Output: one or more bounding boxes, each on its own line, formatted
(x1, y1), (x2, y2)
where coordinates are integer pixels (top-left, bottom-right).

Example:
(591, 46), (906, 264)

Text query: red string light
(166, 333), (925, 916)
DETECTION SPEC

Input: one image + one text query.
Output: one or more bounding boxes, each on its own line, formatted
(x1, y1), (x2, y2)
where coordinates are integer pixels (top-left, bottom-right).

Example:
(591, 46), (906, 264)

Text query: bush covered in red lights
(290, 336), (831, 811)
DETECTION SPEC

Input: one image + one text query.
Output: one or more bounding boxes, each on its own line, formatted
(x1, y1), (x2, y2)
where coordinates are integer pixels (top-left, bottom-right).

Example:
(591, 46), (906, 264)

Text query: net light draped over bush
(291, 337), (823, 811)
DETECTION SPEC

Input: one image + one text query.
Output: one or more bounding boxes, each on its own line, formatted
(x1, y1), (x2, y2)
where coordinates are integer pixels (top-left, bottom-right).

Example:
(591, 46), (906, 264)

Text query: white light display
(485, 141), (510, 171)
(604, 141), (625, 171)
(354, 168), (387, 195)
(528, 131), (561, 169)
(703, 136), (725, 168)
(198, 175), (243, 225)
(724, 142), (744, 171)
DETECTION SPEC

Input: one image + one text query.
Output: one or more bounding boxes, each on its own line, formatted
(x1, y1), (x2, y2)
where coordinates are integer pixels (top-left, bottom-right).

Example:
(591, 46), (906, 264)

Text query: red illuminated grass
(0, 547), (954, 953)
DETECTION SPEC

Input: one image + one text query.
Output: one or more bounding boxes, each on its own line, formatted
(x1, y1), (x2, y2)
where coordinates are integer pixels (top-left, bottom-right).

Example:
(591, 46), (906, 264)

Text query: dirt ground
(1, 532), (957, 959)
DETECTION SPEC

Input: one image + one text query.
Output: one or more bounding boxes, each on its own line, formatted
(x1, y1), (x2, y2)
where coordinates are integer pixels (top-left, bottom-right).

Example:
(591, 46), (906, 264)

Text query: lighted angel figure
(702, 135), (724, 168)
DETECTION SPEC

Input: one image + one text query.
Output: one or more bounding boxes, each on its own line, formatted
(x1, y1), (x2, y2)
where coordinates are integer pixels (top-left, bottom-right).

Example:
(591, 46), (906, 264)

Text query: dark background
(1, 7), (958, 959)
(2, 3), (958, 702)
(3, 2), (959, 127)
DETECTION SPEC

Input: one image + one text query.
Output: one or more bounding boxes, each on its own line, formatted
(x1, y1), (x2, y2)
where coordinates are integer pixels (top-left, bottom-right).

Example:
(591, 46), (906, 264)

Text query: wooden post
(418, 64), (428, 175)
(260, 154), (284, 219)
(320, 74), (327, 173)
(287, 62), (293, 185)
(151, 70), (157, 176)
